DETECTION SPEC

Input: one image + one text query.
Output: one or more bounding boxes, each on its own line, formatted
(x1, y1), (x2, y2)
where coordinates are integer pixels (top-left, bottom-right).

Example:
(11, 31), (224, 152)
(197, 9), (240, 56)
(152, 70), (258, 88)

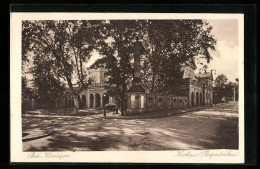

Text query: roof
(183, 57), (197, 70)
(195, 72), (213, 80)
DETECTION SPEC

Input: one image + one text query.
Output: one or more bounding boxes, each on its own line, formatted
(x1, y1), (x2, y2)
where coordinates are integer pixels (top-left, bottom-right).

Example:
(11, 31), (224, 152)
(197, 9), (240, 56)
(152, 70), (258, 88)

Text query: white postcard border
(10, 13), (244, 163)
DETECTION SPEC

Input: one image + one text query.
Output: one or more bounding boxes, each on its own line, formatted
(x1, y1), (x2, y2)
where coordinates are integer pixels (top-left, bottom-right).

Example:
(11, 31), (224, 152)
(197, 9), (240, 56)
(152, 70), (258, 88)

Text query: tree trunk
(64, 73), (81, 113)
(73, 95), (79, 113)
(120, 95), (125, 115)
(151, 72), (156, 93)
(121, 81), (127, 115)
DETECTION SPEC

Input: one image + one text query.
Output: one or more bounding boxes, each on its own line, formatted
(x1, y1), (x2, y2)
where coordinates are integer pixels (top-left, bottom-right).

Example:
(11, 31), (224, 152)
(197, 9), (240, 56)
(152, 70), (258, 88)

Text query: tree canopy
(141, 20), (216, 93)
(91, 20), (147, 114)
(22, 20), (104, 112)
(91, 20), (216, 113)
(215, 74), (228, 87)
(213, 74), (239, 102)
(23, 19), (217, 113)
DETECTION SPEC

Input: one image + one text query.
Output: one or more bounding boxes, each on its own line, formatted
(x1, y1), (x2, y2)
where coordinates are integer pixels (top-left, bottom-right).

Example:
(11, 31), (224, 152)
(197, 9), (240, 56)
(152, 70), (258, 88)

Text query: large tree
(214, 74), (228, 99)
(213, 74), (239, 102)
(91, 20), (216, 112)
(22, 76), (34, 99)
(141, 20), (216, 93)
(91, 20), (146, 115)
(30, 51), (67, 108)
(22, 20), (103, 112)
(215, 74), (228, 87)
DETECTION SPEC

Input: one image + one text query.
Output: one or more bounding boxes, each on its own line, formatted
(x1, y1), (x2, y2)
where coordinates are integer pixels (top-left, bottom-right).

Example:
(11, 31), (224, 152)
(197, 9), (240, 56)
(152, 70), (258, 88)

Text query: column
(189, 86), (192, 107)
(129, 37), (145, 93)
(93, 94), (96, 108)
(100, 94), (103, 108)
(127, 37), (145, 115)
(87, 93), (90, 108)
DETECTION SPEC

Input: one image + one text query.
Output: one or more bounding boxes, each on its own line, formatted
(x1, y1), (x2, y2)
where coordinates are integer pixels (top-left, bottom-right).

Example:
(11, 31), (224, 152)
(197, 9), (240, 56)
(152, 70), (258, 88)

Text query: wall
(125, 92), (188, 115)
(88, 68), (107, 84)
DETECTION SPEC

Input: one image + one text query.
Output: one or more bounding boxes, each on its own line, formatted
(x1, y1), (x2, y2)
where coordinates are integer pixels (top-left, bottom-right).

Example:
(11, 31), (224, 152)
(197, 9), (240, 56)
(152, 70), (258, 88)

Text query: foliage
(22, 20), (103, 112)
(90, 20), (216, 113)
(213, 74), (239, 102)
(22, 76), (35, 99)
(141, 20), (216, 93)
(30, 52), (67, 108)
(23, 19), (217, 112)
(91, 20), (146, 115)
(215, 74), (228, 87)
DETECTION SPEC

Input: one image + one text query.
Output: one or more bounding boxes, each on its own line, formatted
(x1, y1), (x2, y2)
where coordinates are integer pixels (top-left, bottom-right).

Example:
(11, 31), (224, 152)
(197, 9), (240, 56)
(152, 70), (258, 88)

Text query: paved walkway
(23, 108), (103, 118)
(23, 105), (214, 119)
(22, 102), (238, 151)
(104, 105), (212, 119)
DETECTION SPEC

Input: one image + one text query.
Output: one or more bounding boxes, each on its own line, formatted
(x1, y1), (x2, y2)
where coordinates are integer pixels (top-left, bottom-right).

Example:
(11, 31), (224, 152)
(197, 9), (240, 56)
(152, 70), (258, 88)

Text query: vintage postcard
(10, 13), (244, 163)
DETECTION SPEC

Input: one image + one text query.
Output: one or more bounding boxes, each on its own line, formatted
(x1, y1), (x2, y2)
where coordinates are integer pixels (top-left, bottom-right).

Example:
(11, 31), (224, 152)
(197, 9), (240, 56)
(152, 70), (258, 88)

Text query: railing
(89, 83), (105, 87)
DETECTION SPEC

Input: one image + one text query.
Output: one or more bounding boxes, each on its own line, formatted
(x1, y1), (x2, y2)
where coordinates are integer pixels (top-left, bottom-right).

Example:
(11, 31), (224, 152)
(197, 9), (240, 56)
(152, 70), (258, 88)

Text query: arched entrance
(191, 92), (194, 106)
(95, 93), (101, 108)
(82, 95), (86, 108)
(90, 94), (94, 108)
(196, 92), (199, 106)
(200, 93), (202, 106)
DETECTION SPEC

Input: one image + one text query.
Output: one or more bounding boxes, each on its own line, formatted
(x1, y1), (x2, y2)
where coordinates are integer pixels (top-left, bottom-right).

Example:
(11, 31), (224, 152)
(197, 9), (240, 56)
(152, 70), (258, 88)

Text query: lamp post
(214, 93), (217, 106)
(103, 93), (107, 117)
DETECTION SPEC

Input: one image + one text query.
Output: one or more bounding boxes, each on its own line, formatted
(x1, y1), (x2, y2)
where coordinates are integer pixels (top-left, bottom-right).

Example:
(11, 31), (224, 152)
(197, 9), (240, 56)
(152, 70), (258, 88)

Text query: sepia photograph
(11, 13), (244, 163)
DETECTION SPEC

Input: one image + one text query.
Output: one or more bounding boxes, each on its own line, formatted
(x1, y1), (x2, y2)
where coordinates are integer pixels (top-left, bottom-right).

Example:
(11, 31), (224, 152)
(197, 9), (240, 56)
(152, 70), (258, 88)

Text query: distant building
(78, 67), (109, 109)
(172, 58), (213, 106)
(54, 68), (109, 109)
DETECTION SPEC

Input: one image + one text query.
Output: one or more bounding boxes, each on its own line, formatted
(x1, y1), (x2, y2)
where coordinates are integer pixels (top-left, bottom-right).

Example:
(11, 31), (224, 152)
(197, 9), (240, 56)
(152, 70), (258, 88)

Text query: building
(78, 68), (109, 109)
(174, 59), (214, 107)
(54, 68), (109, 109)
(125, 57), (213, 115)
(55, 59), (213, 111)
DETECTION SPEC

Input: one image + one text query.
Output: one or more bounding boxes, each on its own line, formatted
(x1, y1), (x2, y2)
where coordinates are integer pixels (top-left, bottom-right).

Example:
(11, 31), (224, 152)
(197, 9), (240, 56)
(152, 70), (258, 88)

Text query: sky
(195, 19), (239, 82)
